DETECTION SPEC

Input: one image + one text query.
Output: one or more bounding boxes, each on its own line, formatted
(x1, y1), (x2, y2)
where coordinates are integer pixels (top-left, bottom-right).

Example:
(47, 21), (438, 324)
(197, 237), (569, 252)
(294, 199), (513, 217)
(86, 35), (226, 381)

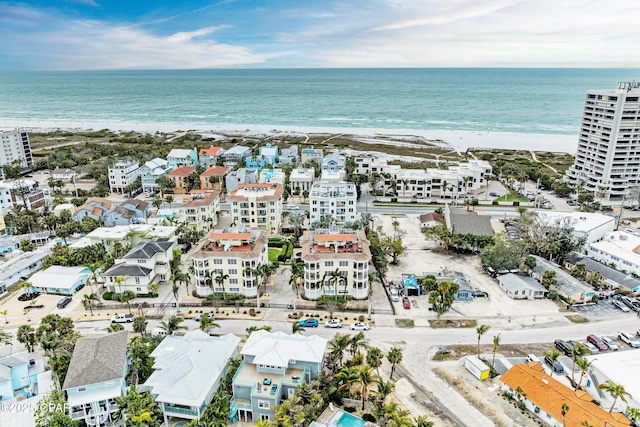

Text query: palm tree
(561, 403), (570, 427)
(85, 261), (102, 294)
(159, 316), (187, 335)
(491, 334), (501, 370)
(329, 333), (351, 369)
(476, 324), (490, 358)
(387, 347), (403, 380)
(199, 315), (219, 333)
(626, 407), (640, 426)
(544, 348), (562, 377)
(375, 378), (395, 409)
(570, 342), (588, 385)
(82, 293), (99, 316)
(20, 281), (33, 297)
(292, 321), (305, 334)
(514, 385), (526, 401)
(114, 275), (127, 294)
(119, 290), (136, 314)
(214, 271), (229, 300)
(575, 357), (592, 390)
(322, 268), (343, 298)
(349, 332), (369, 356)
(336, 366), (360, 394)
(289, 260), (303, 314)
(366, 347), (383, 375)
(413, 415), (434, 427)
(245, 264), (263, 313)
(358, 365), (376, 410)
(597, 380), (631, 412)
(542, 269), (557, 289)
(0, 309), (8, 324)
(133, 316), (148, 336)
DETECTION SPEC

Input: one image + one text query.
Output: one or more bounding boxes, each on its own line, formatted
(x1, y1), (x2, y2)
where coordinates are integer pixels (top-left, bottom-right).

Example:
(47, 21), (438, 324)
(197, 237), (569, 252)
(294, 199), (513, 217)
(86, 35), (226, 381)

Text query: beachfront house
(259, 144), (278, 165)
(141, 330), (240, 424)
(140, 158), (173, 194)
(279, 145), (298, 164)
(301, 148), (323, 165)
(27, 265), (91, 296)
(199, 146), (225, 167)
(320, 152), (346, 181)
(63, 332), (129, 427)
(231, 331), (328, 423)
(167, 148), (198, 169)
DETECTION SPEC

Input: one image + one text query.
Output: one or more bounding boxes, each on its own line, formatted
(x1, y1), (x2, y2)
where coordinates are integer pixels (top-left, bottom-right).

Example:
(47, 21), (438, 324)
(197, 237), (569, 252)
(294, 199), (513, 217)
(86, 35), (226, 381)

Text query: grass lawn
(495, 192), (529, 203)
(268, 248), (280, 263)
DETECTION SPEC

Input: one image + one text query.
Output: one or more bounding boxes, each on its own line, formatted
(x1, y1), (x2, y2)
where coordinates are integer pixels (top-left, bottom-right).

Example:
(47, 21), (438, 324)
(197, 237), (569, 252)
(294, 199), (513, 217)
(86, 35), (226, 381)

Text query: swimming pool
(328, 411), (366, 427)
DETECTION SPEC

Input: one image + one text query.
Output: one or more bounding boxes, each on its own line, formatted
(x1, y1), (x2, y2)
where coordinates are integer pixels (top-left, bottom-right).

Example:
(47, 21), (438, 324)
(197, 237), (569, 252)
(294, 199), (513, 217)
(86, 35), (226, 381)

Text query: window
(135, 278), (140, 284)
(229, 279), (238, 285)
(78, 387), (87, 392)
(229, 269), (237, 275)
(325, 261), (334, 267)
(213, 259), (223, 264)
(228, 259), (237, 265)
(339, 261), (348, 267)
(137, 260), (146, 264)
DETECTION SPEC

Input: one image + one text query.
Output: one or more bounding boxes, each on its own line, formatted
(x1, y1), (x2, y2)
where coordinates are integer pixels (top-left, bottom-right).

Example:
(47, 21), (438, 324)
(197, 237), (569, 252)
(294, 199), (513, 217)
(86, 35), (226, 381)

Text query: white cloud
(167, 25), (231, 43)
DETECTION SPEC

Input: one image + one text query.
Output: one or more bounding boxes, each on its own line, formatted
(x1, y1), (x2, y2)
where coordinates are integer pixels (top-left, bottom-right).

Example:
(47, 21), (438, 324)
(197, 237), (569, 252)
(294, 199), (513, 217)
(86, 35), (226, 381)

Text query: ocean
(0, 68), (637, 151)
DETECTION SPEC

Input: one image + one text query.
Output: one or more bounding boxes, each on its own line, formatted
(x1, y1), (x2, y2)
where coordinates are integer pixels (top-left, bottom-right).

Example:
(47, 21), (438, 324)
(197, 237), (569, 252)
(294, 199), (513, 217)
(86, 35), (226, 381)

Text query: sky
(1, 0), (639, 70)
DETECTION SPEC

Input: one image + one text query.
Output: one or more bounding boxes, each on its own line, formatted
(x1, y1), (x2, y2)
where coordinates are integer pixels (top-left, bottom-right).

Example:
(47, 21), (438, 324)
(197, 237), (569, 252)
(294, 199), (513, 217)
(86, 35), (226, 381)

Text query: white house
(0, 180), (51, 215)
(141, 330), (240, 424)
(140, 158), (172, 193)
(51, 168), (77, 181)
(498, 273), (547, 300)
(28, 266), (91, 296)
(535, 211), (616, 244)
(0, 251), (48, 291)
(309, 181), (357, 225)
(108, 159), (140, 194)
(587, 231), (640, 276)
(289, 168), (315, 194)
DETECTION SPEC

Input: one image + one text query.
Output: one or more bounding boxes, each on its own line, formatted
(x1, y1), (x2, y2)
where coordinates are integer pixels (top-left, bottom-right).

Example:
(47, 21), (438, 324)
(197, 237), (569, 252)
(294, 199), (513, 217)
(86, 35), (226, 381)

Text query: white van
(151, 327), (167, 338)
(526, 354), (541, 364)
(618, 330), (640, 348)
(390, 289), (400, 302)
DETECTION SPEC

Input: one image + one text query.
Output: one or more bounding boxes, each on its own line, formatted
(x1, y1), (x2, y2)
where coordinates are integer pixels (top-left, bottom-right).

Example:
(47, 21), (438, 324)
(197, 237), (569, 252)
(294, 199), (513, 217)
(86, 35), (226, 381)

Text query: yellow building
(228, 183), (283, 235)
(181, 190), (221, 232)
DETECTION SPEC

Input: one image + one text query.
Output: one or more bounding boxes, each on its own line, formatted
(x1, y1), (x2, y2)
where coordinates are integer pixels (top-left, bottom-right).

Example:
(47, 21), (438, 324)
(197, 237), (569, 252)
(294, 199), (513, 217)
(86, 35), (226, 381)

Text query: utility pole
(616, 194), (626, 230)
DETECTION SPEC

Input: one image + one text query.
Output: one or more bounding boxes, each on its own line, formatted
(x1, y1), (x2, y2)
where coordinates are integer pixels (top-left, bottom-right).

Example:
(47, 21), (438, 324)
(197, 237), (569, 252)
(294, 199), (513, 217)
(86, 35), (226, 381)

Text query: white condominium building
(0, 128), (33, 168)
(309, 181), (357, 224)
(191, 226), (268, 297)
(229, 183), (283, 234)
(586, 231), (640, 276)
(565, 82), (640, 201)
(300, 227), (371, 300)
(108, 158), (141, 194)
(0, 179), (50, 215)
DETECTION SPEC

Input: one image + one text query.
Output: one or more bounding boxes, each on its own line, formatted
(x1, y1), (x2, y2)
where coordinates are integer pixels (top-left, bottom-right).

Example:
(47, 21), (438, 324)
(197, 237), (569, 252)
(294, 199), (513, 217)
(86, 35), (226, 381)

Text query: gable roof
(568, 252), (640, 291)
(121, 199), (150, 211)
(242, 331), (328, 367)
(106, 206), (135, 220)
(63, 332), (129, 389)
(167, 165), (197, 177)
(122, 239), (173, 260)
(86, 197), (112, 209)
(419, 213), (443, 223)
(501, 363), (631, 427)
(103, 263), (153, 277)
(447, 206), (494, 236)
(143, 331), (240, 406)
(498, 273), (546, 293)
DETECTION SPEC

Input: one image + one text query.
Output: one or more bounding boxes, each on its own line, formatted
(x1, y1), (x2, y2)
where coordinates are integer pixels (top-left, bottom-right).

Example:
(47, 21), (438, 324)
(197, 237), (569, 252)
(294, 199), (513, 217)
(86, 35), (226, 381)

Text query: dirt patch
(432, 344), (554, 361)
(565, 314), (589, 323)
(433, 367), (511, 427)
(429, 319), (477, 328)
(395, 319), (415, 328)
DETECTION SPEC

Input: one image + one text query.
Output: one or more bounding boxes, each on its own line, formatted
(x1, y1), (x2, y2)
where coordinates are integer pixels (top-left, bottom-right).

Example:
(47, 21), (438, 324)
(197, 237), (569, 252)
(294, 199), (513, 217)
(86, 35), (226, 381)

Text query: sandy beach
(1, 118), (578, 154)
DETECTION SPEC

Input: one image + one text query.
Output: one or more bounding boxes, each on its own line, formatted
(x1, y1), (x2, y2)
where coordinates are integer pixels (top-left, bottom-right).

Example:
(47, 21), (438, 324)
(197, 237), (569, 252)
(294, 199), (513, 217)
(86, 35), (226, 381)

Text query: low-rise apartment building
(229, 183), (283, 234)
(290, 168), (315, 194)
(231, 331), (328, 423)
(300, 228), (371, 300)
(167, 165), (197, 194)
(181, 190), (220, 232)
(108, 158), (141, 194)
(200, 166), (228, 191)
(587, 231), (640, 276)
(0, 180), (51, 215)
(301, 148), (323, 165)
(199, 146), (225, 167)
(191, 226), (268, 298)
(309, 181), (357, 225)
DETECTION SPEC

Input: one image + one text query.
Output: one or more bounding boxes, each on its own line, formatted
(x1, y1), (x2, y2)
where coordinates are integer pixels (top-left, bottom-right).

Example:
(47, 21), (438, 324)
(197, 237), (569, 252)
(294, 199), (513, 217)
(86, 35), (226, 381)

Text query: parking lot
(573, 298), (640, 319)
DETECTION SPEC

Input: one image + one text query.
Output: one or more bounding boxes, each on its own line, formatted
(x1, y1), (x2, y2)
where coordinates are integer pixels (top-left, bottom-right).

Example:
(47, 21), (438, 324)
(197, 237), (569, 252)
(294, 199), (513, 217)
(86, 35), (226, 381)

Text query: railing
(164, 404), (198, 417)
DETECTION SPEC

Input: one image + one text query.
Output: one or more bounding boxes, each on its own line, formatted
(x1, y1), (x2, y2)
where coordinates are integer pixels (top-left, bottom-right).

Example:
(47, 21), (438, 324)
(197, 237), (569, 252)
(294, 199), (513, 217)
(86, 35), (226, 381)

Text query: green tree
(541, 269), (557, 290)
(358, 365), (377, 410)
(199, 315), (219, 333)
(328, 333), (351, 370)
(0, 329), (12, 346)
(214, 271), (230, 300)
(382, 236), (406, 265)
(543, 348), (562, 378)
(570, 263), (588, 281)
(491, 334), (501, 370)
(569, 342), (588, 385)
(292, 321), (306, 334)
(133, 316), (148, 336)
(82, 293), (100, 316)
(597, 380), (631, 413)
(159, 316), (187, 335)
(428, 281), (459, 317)
(387, 347), (403, 380)
(413, 415), (434, 427)
(36, 314), (80, 387)
(575, 357), (593, 390)
(113, 386), (163, 427)
(120, 290), (136, 314)
(108, 323), (125, 333)
(366, 347), (384, 375)
(34, 389), (79, 427)
(561, 402), (570, 427)
(476, 324), (490, 358)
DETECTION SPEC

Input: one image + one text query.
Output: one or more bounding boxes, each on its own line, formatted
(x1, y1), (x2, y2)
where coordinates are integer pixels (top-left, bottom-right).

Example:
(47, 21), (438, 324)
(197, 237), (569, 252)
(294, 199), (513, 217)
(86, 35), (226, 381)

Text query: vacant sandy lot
(374, 214), (565, 329)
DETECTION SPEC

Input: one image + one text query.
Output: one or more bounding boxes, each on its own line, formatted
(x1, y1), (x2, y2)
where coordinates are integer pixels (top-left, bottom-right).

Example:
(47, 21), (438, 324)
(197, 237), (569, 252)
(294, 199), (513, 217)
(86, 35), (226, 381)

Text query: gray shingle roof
(63, 332), (128, 389)
(567, 252), (640, 291)
(104, 263), (153, 277)
(498, 273), (547, 293)
(122, 240), (173, 260)
(448, 208), (494, 236)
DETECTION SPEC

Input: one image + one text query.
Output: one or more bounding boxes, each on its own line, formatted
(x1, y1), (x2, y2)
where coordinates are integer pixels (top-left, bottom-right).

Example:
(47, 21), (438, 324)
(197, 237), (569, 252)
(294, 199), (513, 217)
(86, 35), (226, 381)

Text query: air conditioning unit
(29, 359), (36, 366)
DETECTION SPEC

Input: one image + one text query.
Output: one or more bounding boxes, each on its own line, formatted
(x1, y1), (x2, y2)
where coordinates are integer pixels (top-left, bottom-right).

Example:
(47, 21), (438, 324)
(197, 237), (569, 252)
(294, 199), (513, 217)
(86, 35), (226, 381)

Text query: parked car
(402, 297), (411, 309)
(299, 318), (319, 327)
(195, 312), (215, 322)
(601, 336), (618, 351)
(544, 355), (564, 373)
(350, 322), (370, 331)
(620, 296), (640, 311)
(325, 319), (343, 328)
(390, 289), (400, 302)
(489, 192), (500, 197)
(472, 290), (489, 297)
(612, 300), (631, 312)
(57, 296), (72, 309)
(554, 339), (573, 356)
(618, 330), (640, 348)
(577, 340), (599, 353)
(111, 314), (135, 323)
(285, 204), (299, 210)
(526, 354), (541, 364)
(180, 242), (192, 253)
(76, 283), (85, 291)
(586, 335), (608, 351)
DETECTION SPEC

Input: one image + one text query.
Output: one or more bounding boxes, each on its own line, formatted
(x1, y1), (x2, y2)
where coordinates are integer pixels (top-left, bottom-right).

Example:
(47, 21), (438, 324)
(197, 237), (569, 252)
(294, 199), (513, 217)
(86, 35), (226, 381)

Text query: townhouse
(167, 165), (197, 195)
(140, 158), (173, 194)
(108, 158), (141, 194)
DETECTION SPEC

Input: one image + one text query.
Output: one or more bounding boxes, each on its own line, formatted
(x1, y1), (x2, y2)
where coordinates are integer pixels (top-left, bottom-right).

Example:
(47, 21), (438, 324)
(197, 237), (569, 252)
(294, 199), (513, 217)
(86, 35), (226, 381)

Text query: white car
(325, 319), (343, 328)
(619, 330), (640, 348)
(111, 314), (135, 323)
(286, 205), (299, 210)
(350, 322), (370, 331)
(601, 336), (618, 351)
(577, 340), (599, 353)
(195, 313), (215, 322)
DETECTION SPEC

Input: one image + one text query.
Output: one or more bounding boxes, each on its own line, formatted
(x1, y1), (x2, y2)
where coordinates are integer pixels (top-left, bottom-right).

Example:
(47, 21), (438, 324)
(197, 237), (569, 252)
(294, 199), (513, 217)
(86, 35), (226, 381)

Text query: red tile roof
(314, 234), (357, 242)
(199, 146), (223, 155)
(167, 166), (196, 177)
(200, 166), (229, 177)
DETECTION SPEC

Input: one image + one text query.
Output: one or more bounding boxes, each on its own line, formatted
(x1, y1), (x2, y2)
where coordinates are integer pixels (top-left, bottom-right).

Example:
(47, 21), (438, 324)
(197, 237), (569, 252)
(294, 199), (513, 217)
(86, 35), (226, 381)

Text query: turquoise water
(330, 411), (366, 427)
(0, 68), (637, 139)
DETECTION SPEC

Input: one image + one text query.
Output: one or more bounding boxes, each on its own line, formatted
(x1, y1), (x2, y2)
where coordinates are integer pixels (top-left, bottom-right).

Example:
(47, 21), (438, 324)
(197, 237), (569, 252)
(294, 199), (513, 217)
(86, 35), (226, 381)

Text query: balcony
(164, 404), (199, 418)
